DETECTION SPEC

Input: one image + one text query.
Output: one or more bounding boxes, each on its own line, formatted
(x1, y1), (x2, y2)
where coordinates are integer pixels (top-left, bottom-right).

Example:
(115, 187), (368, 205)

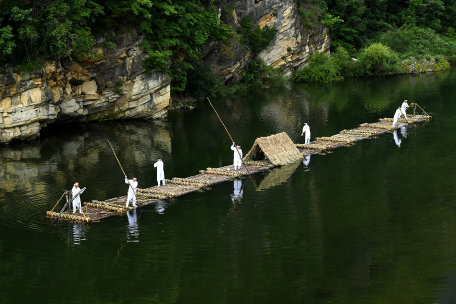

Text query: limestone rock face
(203, 0), (330, 82)
(0, 31), (171, 144)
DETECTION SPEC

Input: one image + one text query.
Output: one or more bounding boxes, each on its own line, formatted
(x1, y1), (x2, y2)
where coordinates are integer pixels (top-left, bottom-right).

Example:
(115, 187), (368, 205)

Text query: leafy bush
(239, 16), (277, 52)
(69, 78), (85, 86)
(378, 24), (456, 60)
(241, 58), (286, 88)
(330, 47), (352, 77)
(357, 43), (402, 76)
(291, 52), (343, 83)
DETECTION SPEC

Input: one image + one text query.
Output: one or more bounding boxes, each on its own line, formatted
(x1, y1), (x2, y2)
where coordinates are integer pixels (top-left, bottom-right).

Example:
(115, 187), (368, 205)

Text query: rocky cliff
(0, 0), (330, 144)
(203, 0), (330, 83)
(0, 31), (171, 144)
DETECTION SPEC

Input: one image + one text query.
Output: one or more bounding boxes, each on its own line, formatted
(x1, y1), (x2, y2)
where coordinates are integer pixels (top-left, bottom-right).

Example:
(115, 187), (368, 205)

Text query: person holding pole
(72, 182), (84, 214)
(125, 176), (138, 208)
(154, 158), (166, 186)
(231, 143), (243, 171)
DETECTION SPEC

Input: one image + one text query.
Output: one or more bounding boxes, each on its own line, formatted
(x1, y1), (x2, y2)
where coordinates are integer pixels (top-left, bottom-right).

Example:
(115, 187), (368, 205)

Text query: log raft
(46, 114), (431, 223)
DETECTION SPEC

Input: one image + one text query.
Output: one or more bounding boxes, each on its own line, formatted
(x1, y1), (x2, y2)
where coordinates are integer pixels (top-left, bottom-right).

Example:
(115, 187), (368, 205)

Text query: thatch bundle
(46, 211), (92, 223)
(379, 116), (427, 123)
(340, 129), (381, 136)
(165, 178), (209, 188)
(317, 134), (357, 143)
(200, 168), (245, 178)
(243, 160), (273, 167)
(296, 143), (332, 150)
(362, 122), (396, 130)
(137, 192), (169, 200)
(243, 132), (302, 166)
(85, 202), (125, 213)
(138, 188), (177, 197)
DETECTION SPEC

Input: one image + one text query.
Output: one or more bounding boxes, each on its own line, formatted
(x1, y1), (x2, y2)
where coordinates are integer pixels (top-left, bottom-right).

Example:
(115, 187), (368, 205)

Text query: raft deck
(46, 114), (430, 223)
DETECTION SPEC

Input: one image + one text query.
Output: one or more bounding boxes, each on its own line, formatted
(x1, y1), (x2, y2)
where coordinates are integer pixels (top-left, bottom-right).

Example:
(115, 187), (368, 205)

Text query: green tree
(358, 42), (401, 75)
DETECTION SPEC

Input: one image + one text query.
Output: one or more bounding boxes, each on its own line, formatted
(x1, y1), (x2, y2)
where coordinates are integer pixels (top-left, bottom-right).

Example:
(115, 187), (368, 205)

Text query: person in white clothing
(125, 176), (138, 208)
(401, 100), (409, 119)
(231, 143), (243, 170)
(154, 158), (165, 186)
(301, 123), (311, 144)
(392, 107), (403, 127)
(72, 182), (83, 213)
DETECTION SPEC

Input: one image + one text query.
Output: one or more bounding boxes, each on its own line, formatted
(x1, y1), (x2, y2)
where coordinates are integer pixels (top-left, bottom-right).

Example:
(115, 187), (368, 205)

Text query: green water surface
(1, 70), (456, 304)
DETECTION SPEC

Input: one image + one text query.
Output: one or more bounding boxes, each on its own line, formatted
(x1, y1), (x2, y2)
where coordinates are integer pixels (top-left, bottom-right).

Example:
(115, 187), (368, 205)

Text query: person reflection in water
(231, 179), (243, 203)
(303, 155), (311, 171)
(393, 130), (402, 147)
(126, 209), (139, 243)
(401, 126), (407, 138)
(155, 201), (166, 214)
(393, 126), (407, 148)
(73, 223), (86, 245)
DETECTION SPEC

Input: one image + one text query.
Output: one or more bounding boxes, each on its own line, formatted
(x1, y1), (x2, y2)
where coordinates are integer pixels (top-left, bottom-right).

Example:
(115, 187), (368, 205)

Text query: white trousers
(73, 198), (82, 213)
(393, 116), (398, 127)
(234, 159), (242, 170)
(126, 192), (136, 207)
(401, 109), (408, 119)
(157, 171), (165, 186)
(305, 135), (310, 144)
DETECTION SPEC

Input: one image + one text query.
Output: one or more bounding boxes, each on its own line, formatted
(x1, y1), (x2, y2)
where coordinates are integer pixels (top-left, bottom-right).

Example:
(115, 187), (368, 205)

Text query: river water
(1, 70), (456, 303)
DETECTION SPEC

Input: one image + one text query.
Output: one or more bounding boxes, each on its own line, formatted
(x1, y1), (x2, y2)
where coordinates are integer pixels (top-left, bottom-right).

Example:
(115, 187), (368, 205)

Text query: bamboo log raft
(46, 114), (431, 224)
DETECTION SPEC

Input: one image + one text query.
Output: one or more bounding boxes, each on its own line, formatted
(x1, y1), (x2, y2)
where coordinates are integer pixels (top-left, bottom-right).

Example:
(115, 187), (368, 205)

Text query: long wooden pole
(107, 139), (137, 200)
(206, 97), (251, 176)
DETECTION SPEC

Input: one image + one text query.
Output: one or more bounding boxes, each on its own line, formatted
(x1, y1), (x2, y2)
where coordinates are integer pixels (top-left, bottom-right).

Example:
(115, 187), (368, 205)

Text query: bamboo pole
(206, 97), (251, 176)
(107, 139), (137, 200)
(51, 191), (67, 212)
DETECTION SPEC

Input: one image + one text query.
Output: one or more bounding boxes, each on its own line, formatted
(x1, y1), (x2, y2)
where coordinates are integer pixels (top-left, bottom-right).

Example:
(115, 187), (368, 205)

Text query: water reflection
(231, 179), (243, 203)
(393, 126), (407, 147)
(393, 130), (402, 147)
(72, 223), (86, 245)
(303, 155), (311, 171)
(0, 120), (172, 232)
(155, 201), (167, 214)
(126, 209), (139, 243)
(401, 126), (407, 138)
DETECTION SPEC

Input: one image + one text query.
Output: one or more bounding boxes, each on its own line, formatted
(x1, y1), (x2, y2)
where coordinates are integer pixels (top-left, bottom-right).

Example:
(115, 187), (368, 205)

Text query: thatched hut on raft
(243, 132), (303, 166)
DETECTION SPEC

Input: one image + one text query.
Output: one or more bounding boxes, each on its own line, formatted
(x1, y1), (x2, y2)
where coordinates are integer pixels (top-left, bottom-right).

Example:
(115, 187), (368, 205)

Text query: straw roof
(243, 132), (303, 166)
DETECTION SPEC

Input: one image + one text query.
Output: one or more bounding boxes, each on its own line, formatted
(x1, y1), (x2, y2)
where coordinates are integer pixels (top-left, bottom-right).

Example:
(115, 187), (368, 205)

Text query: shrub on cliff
(241, 58), (286, 88)
(357, 43), (402, 76)
(239, 16), (277, 52)
(291, 52), (343, 83)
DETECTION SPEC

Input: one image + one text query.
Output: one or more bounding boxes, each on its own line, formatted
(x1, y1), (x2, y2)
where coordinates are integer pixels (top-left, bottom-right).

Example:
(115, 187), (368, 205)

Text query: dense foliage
(298, 0), (456, 55)
(293, 0), (456, 83)
(0, 0), (236, 92)
(238, 16), (277, 52)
